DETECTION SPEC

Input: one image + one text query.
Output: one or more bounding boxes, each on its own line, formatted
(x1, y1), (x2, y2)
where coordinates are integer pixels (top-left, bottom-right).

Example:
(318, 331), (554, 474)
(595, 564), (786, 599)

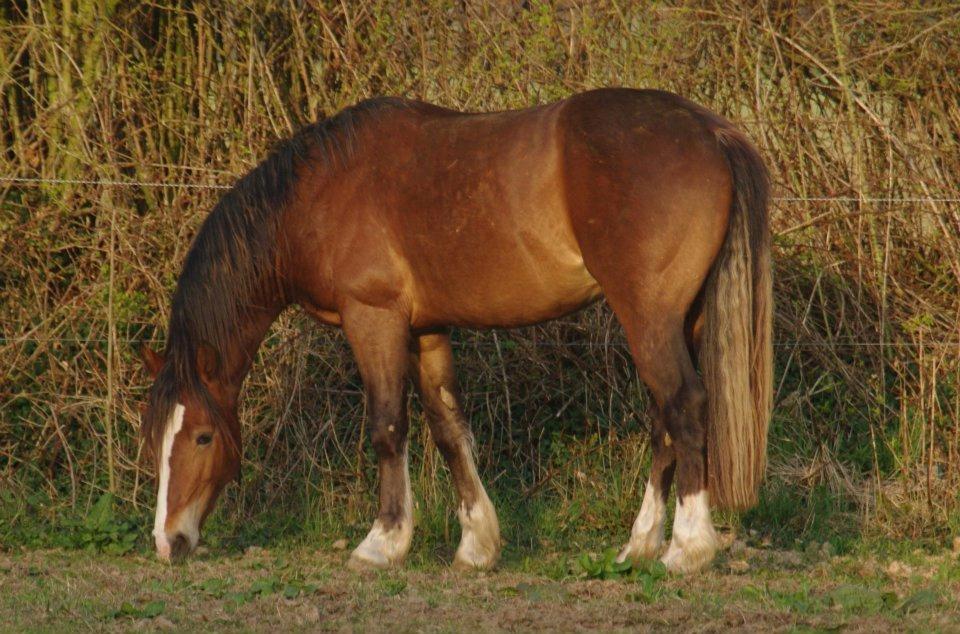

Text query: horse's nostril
(169, 533), (191, 560)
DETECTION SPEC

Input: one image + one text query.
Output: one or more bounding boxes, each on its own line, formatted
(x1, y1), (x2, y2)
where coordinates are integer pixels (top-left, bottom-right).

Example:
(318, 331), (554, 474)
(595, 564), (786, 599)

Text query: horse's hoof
(452, 497), (500, 572)
(616, 544), (659, 565)
(616, 532), (664, 565)
(660, 536), (717, 574)
(346, 519), (411, 571)
(451, 546), (499, 572)
(347, 548), (393, 571)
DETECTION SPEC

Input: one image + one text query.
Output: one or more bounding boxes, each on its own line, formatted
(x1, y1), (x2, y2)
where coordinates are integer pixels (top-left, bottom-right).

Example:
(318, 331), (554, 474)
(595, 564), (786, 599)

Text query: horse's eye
(196, 433), (213, 446)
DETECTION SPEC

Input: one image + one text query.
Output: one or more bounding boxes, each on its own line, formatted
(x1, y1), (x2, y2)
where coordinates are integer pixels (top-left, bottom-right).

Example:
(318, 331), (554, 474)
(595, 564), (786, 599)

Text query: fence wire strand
(2, 175), (959, 202)
(1, 336), (957, 348)
(0, 175), (232, 190)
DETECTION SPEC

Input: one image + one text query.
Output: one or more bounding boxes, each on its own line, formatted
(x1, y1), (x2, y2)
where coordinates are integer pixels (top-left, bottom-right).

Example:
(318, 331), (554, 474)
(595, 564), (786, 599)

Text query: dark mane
(142, 97), (409, 455)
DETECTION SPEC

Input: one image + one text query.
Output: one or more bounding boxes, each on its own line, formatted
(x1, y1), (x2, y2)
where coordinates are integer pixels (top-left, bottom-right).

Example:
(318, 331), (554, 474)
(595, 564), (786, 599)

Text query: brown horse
(140, 88), (772, 573)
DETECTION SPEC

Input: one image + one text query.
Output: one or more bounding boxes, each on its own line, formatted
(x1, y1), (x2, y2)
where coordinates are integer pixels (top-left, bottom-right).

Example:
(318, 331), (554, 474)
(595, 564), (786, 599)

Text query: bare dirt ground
(2, 540), (959, 633)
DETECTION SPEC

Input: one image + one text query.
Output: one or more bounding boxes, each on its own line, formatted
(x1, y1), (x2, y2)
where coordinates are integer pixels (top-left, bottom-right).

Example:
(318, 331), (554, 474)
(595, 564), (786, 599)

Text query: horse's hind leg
(410, 331), (500, 570)
(341, 303), (413, 569)
(617, 407), (675, 563)
(616, 297), (706, 564)
(614, 310), (718, 573)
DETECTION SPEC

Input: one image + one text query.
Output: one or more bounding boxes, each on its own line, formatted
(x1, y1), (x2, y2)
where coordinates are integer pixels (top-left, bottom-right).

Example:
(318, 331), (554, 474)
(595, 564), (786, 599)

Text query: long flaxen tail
(700, 126), (773, 511)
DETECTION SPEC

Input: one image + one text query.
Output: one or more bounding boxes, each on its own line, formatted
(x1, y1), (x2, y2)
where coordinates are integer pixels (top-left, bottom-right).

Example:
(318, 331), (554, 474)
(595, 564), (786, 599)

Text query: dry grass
(1, 1), (958, 543)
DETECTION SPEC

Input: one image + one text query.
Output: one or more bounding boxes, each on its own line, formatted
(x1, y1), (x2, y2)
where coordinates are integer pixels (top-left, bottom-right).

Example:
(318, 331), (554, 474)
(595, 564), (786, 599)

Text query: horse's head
(141, 344), (240, 562)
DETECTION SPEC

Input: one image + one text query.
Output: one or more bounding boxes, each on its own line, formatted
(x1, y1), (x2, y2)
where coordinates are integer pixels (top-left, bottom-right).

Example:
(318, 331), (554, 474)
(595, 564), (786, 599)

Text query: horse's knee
(431, 417), (471, 456)
(650, 418), (673, 454)
(370, 417), (407, 457)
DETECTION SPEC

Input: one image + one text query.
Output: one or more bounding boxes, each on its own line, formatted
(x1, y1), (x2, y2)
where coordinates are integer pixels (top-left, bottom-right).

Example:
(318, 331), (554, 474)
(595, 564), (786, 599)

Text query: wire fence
(3, 175), (960, 203)
(1, 336), (957, 349)
(0, 176), (231, 190)
(3, 174), (958, 355)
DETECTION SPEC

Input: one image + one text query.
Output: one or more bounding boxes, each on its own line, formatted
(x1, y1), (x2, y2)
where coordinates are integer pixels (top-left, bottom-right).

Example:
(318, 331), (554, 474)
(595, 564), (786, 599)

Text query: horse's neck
(218, 304), (284, 397)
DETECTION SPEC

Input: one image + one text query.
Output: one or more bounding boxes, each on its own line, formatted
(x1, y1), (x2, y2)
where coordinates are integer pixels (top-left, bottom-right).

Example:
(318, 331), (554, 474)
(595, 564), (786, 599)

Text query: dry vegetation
(1, 0), (959, 558)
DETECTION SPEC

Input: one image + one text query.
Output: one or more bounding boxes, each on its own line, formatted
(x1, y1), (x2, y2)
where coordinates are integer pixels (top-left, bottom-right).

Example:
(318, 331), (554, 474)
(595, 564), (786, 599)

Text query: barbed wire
(2, 176), (959, 203)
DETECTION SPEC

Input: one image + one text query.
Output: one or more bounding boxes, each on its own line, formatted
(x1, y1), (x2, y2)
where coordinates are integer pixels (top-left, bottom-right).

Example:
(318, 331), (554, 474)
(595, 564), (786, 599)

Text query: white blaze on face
(153, 403), (185, 560)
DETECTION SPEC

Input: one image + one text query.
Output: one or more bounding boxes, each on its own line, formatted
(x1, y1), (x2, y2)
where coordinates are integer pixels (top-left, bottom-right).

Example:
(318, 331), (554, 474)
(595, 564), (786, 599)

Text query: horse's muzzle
(155, 531), (195, 562)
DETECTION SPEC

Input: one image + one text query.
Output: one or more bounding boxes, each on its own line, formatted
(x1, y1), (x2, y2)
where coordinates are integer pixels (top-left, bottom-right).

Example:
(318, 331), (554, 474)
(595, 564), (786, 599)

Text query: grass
(2, 467), (958, 630)
(0, 427), (910, 562)
(2, 531), (957, 632)
(3, 429), (959, 631)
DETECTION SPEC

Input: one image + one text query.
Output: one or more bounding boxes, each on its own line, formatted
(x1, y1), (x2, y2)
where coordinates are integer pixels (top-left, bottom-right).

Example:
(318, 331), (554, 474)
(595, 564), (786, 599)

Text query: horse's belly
(409, 236), (602, 329)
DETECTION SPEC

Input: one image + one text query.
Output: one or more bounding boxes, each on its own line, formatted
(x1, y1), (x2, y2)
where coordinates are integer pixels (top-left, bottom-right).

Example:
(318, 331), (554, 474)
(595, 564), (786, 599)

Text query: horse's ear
(140, 346), (165, 378)
(196, 341), (221, 383)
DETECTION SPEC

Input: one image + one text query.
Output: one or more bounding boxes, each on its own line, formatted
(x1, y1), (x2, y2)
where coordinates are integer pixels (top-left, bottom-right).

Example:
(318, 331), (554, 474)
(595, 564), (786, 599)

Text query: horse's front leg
(342, 303), (413, 569)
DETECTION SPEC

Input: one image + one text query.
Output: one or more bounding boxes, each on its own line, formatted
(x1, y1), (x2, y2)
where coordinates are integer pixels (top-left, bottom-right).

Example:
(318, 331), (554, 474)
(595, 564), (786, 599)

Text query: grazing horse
(140, 88), (772, 573)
